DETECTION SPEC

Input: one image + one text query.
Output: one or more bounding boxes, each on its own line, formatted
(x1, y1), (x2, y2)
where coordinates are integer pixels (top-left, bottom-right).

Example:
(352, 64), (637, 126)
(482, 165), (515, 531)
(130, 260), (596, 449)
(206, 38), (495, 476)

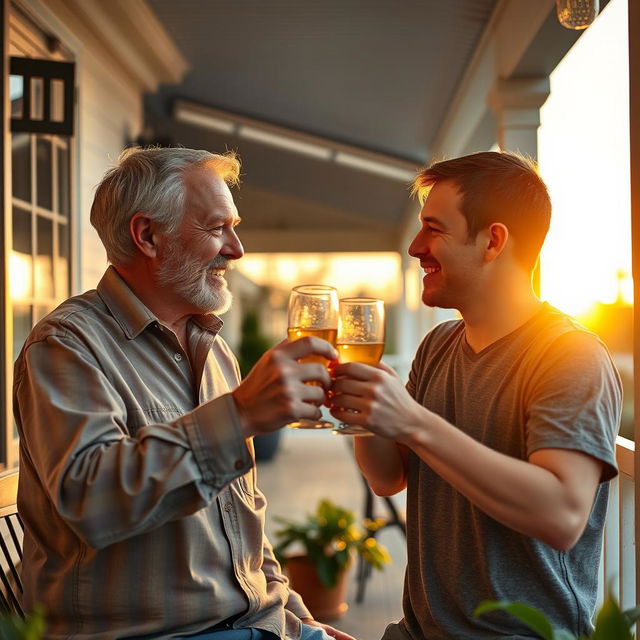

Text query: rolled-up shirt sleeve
(14, 332), (251, 549)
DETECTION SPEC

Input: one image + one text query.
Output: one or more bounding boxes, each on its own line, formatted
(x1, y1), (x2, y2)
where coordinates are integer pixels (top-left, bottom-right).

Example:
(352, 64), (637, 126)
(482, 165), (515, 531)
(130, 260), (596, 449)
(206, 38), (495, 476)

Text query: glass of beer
(286, 284), (339, 429)
(333, 298), (385, 436)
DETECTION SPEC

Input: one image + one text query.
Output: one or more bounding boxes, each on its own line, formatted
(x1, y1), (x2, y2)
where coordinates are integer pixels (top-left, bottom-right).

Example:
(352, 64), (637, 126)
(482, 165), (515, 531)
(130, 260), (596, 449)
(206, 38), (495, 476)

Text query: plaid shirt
(13, 266), (310, 640)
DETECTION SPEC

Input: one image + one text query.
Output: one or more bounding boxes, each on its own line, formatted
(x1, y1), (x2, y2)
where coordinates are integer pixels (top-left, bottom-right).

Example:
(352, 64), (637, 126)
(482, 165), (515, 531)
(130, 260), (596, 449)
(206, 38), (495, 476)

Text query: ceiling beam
(430, 0), (555, 160)
(238, 229), (399, 254)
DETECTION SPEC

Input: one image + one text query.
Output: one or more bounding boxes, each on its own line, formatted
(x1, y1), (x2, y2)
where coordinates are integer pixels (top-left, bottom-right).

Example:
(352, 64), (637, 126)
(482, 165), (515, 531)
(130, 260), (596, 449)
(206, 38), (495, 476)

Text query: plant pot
(284, 555), (349, 622)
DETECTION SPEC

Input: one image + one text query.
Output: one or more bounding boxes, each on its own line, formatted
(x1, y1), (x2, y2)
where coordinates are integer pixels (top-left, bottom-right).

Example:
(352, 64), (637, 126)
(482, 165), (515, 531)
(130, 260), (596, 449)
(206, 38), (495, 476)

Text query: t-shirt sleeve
(525, 330), (621, 481)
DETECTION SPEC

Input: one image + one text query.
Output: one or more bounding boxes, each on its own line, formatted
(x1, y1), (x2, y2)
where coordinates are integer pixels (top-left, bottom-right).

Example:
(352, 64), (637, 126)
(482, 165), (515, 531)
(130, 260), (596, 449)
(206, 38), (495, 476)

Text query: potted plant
(273, 498), (391, 621)
(474, 584), (640, 639)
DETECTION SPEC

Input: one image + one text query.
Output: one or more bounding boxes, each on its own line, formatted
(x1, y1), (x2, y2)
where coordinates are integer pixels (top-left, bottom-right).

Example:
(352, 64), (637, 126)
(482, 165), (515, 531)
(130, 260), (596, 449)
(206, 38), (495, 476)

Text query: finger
(284, 336), (338, 361)
(298, 363), (333, 388)
(330, 392), (369, 414)
(292, 400), (324, 421)
(321, 627), (356, 640)
(377, 360), (398, 376)
(309, 622), (357, 640)
(329, 405), (367, 425)
(331, 377), (375, 397)
(331, 361), (383, 381)
(297, 382), (327, 405)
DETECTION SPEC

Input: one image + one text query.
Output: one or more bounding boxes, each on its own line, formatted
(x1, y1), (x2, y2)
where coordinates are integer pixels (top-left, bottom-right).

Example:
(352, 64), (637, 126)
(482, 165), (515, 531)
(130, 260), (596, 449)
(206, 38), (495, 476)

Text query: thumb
(376, 360), (398, 376)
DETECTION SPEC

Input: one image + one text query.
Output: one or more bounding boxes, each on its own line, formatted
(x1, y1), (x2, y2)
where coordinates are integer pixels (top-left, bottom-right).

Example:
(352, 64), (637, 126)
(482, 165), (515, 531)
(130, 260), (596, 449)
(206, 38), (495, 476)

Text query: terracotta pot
(285, 555), (349, 622)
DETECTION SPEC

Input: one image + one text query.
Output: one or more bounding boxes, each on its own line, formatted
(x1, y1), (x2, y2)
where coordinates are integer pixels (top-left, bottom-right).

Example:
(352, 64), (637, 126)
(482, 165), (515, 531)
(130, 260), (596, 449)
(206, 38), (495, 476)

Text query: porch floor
(257, 428), (407, 640)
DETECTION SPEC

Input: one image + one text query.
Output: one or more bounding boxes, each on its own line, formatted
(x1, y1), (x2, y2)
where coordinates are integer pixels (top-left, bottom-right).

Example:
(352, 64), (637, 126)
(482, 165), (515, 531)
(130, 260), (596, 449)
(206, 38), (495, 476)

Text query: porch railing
(599, 436), (635, 610)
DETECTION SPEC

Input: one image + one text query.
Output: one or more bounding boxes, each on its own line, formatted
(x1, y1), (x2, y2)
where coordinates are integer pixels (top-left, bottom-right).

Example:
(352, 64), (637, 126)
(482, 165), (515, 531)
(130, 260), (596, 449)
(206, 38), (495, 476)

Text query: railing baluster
(600, 437), (634, 612)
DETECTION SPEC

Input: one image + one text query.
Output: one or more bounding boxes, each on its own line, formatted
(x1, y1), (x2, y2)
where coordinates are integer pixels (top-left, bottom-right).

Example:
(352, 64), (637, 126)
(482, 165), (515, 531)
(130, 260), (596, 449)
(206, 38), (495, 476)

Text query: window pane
(35, 216), (54, 299)
(11, 133), (31, 203)
(12, 206), (31, 254)
(56, 222), (70, 300)
(11, 206), (33, 301)
(57, 145), (70, 217)
(34, 305), (52, 323)
(10, 75), (23, 119)
(12, 304), (32, 362)
(51, 79), (65, 123)
(36, 137), (53, 210)
(30, 77), (44, 121)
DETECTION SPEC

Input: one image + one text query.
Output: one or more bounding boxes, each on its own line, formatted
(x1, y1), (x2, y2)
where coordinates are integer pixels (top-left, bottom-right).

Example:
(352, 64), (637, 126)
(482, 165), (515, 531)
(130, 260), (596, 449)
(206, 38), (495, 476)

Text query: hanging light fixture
(556, 0), (600, 30)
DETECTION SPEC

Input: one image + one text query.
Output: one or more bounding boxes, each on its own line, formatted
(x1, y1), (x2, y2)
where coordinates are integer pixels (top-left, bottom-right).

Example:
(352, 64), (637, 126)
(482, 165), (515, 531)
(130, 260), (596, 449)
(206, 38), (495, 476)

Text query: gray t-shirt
(383, 304), (621, 640)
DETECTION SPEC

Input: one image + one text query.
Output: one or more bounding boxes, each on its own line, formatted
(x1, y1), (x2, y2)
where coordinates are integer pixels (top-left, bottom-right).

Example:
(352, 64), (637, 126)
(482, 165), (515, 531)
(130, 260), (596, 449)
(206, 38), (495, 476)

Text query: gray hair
(90, 146), (240, 266)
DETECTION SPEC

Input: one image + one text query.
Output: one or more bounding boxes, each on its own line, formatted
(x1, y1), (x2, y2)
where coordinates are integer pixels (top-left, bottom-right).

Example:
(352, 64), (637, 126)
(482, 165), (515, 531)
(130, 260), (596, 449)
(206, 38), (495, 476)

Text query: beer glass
(286, 284), (338, 429)
(333, 298), (385, 436)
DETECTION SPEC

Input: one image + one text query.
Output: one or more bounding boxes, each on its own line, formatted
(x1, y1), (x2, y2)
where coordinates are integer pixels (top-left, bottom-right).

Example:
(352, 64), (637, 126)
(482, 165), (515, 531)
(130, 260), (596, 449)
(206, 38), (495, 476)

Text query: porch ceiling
(142, 0), (592, 253)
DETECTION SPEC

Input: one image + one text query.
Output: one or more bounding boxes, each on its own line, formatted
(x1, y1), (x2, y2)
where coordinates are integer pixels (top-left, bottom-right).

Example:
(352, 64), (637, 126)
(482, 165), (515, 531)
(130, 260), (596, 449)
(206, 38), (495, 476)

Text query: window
(5, 7), (75, 468)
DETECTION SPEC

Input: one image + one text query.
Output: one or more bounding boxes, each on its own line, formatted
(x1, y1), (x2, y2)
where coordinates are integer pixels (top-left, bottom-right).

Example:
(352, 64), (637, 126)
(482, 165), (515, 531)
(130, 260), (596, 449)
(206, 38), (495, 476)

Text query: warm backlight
(538, 0), (631, 319)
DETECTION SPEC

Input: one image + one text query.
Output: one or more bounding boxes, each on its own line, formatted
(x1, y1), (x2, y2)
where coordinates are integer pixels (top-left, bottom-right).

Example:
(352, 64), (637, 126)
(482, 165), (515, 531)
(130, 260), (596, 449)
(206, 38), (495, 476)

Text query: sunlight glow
(10, 251), (32, 301)
(237, 253), (402, 303)
(538, 0), (630, 318)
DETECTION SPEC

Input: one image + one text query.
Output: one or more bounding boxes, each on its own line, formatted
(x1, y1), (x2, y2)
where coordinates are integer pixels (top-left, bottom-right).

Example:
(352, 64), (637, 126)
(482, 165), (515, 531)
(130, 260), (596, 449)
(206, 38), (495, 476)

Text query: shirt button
(234, 459), (244, 470)
(174, 352), (182, 362)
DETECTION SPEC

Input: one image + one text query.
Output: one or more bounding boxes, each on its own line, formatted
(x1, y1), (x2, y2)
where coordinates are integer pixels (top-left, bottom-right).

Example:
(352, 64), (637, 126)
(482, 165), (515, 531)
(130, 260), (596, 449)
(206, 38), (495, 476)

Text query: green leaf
(591, 595), (633, 640)
(474, 601), (557, 640)
(623, 606), (640, 628)
(0, 607), (46, 640)
(316, 554), (339, 588)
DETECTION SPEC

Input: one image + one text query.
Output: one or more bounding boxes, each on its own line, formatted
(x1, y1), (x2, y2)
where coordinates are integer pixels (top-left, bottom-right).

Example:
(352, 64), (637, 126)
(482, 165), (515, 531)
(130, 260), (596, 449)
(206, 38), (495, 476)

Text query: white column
(489, 77), (550, 159)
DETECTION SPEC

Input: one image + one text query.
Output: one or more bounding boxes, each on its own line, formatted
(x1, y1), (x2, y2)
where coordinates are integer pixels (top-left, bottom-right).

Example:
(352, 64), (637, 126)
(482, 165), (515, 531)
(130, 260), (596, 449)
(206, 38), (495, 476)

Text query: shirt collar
(97, 266), (223, 339)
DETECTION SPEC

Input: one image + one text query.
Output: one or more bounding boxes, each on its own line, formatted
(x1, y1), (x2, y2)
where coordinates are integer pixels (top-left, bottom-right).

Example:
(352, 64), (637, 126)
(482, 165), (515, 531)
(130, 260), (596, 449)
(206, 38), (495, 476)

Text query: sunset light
(538, 0), (630, 319)
(237, 252), (402, 303)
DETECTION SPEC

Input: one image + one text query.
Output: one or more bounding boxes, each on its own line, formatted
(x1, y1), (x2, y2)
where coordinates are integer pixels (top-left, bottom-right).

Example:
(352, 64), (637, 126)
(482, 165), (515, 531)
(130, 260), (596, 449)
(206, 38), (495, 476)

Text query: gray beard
(156, 244), (233, 315)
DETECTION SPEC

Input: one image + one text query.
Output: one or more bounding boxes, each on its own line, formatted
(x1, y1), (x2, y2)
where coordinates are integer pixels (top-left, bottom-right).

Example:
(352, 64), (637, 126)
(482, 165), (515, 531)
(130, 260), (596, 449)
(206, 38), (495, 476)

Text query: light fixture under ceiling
(173, 99), (417, 183)
(555, 0), (600, 30)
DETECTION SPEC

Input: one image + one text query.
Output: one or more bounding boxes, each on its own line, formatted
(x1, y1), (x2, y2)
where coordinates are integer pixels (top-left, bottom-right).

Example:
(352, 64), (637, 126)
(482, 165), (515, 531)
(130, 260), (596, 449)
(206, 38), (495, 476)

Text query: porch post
(489, 77), (550, 296)
(1, 0), (9, 468)
(628, 0), (640, 613)
(489, 77), (550, 159)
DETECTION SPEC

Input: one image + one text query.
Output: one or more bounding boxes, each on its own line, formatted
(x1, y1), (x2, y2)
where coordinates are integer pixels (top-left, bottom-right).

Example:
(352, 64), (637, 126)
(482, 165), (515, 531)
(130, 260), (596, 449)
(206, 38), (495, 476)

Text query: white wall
(75, 54), (144, 292)
(18, 0), (186, 293)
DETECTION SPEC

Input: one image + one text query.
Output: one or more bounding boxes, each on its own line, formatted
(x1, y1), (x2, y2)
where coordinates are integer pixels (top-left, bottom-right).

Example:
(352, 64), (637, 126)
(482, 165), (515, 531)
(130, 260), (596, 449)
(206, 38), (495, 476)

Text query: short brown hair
(90, 146), (240, 266)
(413, 151), (551, 269)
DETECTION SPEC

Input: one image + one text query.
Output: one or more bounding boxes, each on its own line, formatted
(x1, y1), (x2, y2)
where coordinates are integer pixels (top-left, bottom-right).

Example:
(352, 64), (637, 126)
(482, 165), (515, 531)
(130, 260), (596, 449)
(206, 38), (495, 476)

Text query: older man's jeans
(179, 623), (333, 640)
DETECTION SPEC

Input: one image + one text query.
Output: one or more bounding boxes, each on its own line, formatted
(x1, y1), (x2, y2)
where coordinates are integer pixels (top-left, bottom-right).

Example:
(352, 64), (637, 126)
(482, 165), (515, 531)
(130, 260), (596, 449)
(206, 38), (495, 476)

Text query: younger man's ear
(129, 213), (159, 258)
(483, 222), (509, 263)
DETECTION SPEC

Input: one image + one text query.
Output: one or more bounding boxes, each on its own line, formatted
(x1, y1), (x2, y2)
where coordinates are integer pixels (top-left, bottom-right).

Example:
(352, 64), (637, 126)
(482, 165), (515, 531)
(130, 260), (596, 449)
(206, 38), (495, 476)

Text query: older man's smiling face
(156, 164), (244, 315)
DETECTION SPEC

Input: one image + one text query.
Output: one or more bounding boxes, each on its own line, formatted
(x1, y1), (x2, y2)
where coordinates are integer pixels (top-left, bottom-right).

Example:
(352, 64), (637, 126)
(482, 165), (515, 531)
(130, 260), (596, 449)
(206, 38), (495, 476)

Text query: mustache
(207, 257), (235, 271)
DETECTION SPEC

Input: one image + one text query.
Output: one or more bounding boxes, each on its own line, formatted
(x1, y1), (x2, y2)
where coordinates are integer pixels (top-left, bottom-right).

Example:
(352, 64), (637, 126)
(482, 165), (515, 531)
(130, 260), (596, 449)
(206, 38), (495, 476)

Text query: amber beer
(287, 327), (338, 365)
(333, 297), (385, 436)
(336, 342), (384, 365)
(286, 284), (339, 429)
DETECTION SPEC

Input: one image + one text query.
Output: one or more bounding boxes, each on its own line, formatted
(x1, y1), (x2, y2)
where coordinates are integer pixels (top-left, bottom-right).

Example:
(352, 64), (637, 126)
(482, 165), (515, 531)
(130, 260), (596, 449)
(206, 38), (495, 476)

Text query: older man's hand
(301, 618), (357, 640)
(232, 338), (337, 437)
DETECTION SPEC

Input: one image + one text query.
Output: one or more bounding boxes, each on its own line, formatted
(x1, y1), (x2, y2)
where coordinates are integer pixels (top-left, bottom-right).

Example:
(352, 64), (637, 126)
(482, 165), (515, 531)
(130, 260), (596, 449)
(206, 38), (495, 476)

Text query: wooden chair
(0, 471), (24, 617)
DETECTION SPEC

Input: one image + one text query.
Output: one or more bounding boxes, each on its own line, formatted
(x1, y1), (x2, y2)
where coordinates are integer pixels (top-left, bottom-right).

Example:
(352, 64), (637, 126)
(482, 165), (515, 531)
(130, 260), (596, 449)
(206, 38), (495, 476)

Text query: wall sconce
(556, 0), (600, 30)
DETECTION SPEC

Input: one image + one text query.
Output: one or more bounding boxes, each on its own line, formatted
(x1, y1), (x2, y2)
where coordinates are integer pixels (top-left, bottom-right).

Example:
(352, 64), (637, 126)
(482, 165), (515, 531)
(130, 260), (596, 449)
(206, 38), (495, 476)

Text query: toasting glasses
(286, 284), (338, 429)
(332, 298), (385, 436)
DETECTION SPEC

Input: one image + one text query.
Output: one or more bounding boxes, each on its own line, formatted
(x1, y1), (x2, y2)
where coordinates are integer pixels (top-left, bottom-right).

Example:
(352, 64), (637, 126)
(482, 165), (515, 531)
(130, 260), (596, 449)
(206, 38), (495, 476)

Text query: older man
(13, 147), (347, 640)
